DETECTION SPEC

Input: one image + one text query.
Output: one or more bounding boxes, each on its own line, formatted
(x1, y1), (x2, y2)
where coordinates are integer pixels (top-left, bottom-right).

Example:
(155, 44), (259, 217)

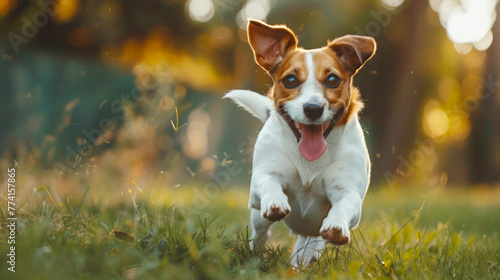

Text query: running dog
(224, 20), (376, 266)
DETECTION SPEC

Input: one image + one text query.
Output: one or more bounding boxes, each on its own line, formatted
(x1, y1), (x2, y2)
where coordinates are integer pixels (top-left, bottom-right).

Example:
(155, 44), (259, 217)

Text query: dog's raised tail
(223, 90), (274, 123)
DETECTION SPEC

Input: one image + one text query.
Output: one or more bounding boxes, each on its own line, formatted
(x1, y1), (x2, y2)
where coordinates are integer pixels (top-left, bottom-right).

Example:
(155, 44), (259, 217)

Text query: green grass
(1, 185), (499, 279)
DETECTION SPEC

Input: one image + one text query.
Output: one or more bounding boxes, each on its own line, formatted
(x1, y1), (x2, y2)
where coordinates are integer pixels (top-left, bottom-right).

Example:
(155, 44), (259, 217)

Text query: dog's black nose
(303, 103), (324, 120)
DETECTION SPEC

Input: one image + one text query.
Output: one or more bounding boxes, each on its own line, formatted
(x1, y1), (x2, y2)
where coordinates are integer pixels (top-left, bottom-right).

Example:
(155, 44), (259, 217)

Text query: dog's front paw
(320, 220), (350, 245)
(260, 195), (290, 221)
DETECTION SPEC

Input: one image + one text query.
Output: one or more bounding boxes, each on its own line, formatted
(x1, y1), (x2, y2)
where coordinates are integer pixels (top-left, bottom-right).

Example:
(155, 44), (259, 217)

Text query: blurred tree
(468, 3), (500, 183)
(1, 0), (499, 186)
(372, 0), (428, 183)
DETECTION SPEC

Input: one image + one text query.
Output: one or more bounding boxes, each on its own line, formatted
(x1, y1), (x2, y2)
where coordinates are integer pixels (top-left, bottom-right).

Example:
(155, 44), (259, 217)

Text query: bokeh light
(210, 26), (235, 49)
(427, 109), (450, 138)
(182, 109), (211, 159)
(462, 74), (483, 101)
(473, 30), (494, 51)
(54, 0), (78, 23)
(423, 100), (450, 140)
(454, 43), (473, 55)
(236, 0), (272, 29)
(187, 0), (215, 22)
(432, 0), (498, 52)
(430, 0), (442, 11)
(381, 0), (405, 11)
(0, 0), (14, 17)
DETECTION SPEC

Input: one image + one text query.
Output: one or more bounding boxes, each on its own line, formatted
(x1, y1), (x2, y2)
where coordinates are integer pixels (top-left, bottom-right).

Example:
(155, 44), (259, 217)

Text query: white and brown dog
(224, 20), (376, 266)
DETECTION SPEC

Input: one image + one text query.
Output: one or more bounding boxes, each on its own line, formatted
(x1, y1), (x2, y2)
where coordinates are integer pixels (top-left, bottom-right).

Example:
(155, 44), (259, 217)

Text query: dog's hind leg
(290, 235), (325, 267)
(249, 208), (274, 250)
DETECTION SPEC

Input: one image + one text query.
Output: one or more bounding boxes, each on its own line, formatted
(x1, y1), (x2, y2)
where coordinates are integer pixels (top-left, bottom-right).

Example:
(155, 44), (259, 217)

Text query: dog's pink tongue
(298, 125), (327, 161)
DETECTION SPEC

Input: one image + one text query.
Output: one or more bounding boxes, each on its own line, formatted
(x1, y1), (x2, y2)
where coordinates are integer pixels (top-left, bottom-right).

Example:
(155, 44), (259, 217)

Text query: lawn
(1, 183), (499, 279)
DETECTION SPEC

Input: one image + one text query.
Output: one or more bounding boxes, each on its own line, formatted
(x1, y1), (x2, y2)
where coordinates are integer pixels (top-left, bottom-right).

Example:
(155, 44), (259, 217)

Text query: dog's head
(247, 20), (376, 161)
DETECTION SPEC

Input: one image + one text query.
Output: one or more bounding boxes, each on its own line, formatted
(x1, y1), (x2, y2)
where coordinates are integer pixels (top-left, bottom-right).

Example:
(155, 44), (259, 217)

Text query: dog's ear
(247, 20), (297, 72)
(328, 35), (376, 74)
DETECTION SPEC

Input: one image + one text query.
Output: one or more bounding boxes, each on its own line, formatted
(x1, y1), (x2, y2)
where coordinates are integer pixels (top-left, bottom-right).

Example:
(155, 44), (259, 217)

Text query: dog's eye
(282, 74), (300, 89)
(324, 74), (341, 88)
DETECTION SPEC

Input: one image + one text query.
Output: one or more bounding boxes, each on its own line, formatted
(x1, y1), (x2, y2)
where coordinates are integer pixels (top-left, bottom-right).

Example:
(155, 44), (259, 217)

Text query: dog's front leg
(319, 188), (363, 245)
(250, 174), (290, 221)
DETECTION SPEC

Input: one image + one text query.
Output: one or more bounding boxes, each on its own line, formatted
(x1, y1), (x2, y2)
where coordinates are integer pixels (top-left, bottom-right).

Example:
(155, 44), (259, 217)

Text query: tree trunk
(374, 0), (427, 183)
(468, 4), (500, 183)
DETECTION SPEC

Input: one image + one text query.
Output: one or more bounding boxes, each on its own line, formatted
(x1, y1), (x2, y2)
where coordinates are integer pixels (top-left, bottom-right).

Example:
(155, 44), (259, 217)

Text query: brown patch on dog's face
(268, 48), (361, 127)
(312, 49), (351, 114)
(269, 49), (307, 107)
(312, 48), (363, 126)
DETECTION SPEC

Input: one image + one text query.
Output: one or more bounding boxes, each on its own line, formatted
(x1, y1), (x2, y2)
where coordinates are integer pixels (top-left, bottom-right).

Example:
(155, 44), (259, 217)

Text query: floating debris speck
(186, 166), (195, 177)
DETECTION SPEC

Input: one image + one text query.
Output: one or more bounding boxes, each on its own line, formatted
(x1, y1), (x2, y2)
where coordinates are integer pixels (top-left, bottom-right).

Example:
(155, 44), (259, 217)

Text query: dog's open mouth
(294, 121), (332, 161)
(279, 107), (343, 161)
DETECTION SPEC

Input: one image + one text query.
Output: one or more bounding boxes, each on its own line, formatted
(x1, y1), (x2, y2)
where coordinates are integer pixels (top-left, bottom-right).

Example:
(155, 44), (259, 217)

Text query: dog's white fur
(224, 89), (273, 122)
(284, 52), (335, 125)
(224, 45), (370, 268)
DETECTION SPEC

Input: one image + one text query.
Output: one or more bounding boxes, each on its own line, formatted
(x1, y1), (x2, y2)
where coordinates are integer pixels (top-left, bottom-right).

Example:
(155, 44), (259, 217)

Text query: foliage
(1, 187), (499, 280)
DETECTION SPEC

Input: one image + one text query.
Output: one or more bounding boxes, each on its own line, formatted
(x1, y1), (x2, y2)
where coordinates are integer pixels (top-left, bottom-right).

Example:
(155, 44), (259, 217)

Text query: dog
(224, 20), (376, 266)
